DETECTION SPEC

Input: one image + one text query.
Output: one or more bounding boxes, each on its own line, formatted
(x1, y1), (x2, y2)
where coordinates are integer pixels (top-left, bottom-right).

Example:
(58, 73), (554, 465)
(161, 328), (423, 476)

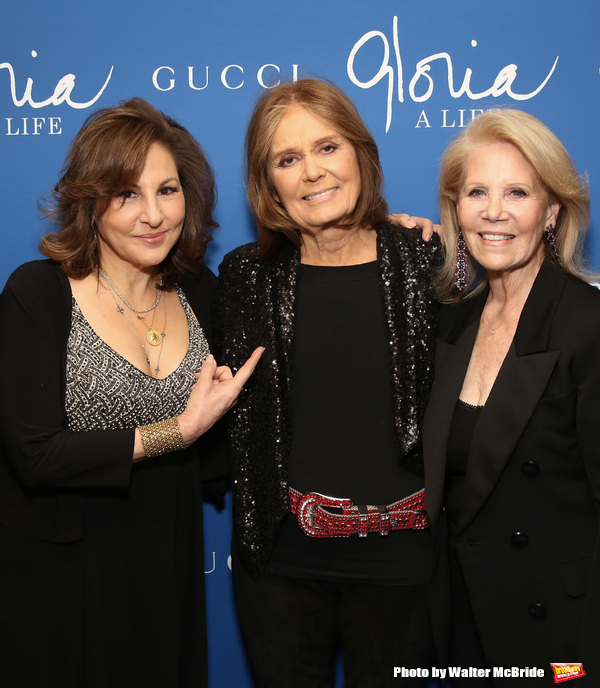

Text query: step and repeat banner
(2, 1), (599, 685)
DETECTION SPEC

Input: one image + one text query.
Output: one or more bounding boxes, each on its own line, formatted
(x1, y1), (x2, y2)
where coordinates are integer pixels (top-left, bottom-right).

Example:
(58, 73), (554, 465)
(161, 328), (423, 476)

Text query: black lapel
(455, 261), (567, 533)
(424, 294), (485, 526)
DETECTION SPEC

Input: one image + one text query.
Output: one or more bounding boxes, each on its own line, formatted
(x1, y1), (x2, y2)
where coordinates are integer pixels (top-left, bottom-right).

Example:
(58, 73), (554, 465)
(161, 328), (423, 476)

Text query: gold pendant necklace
(137, 298), (166, 346)
(146, 330), (162, 346)
(99, 270), (168, 376)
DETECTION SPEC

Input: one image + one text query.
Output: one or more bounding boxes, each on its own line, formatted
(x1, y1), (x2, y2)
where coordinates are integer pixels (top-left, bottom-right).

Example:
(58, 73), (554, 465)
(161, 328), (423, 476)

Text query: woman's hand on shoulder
(178, 347), (265, 444)
(388, 213), (443, 243)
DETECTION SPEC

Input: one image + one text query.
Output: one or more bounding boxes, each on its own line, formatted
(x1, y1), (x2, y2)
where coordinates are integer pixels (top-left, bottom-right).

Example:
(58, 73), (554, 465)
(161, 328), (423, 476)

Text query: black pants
(233, 559), (435, 688)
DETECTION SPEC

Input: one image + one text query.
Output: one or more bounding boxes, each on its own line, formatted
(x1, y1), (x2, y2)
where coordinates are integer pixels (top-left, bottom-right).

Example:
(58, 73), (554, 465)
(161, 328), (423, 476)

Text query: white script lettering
(1, 51), (113, 109)
(347, 17), (559, 131)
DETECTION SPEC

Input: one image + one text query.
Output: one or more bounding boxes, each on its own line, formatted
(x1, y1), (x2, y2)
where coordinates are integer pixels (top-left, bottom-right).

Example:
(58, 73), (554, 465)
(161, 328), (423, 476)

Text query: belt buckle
(297, 491), (347, 537)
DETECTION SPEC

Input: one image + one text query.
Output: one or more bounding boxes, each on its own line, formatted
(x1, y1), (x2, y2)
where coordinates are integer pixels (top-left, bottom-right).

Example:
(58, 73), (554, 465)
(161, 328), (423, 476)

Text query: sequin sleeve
(215, 244), (298, 577)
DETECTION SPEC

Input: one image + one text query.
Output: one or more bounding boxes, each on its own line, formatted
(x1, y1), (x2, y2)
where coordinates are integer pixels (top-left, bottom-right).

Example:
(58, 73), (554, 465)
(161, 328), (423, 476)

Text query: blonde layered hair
(435, 109), (590, 302)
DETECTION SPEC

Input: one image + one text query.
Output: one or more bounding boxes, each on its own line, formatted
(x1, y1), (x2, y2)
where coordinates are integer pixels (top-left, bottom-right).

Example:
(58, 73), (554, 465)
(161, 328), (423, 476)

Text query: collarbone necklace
(99, 268), (161, 313)
(482, 291), (527, 335)
(99, 269), (167, 377)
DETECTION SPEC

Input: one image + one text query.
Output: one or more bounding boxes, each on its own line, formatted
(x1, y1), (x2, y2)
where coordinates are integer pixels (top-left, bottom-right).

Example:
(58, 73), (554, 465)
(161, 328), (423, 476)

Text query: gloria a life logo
(550, 663), (586, 683)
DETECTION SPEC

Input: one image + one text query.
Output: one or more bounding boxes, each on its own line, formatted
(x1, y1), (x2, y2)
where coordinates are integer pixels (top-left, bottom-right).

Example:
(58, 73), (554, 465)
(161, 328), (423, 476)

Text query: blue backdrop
(2, 1), (599, 685)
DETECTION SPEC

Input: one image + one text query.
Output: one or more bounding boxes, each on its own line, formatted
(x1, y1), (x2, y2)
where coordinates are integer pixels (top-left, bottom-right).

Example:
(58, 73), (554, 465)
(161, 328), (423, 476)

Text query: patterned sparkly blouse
(66, 289), (210, 432)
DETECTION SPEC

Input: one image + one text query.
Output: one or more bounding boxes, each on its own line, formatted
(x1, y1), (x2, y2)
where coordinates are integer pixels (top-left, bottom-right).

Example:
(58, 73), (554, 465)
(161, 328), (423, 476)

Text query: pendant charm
(147, 330), (162, 346)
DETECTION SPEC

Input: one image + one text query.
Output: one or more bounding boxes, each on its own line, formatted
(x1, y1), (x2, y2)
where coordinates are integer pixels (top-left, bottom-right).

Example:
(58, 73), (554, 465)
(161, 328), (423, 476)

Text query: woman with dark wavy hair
(0, 97), (261, 688)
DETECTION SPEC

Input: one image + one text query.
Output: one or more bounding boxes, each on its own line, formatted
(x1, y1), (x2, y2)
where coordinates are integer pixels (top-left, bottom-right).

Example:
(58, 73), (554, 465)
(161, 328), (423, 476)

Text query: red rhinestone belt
(289, 487), (429, 538)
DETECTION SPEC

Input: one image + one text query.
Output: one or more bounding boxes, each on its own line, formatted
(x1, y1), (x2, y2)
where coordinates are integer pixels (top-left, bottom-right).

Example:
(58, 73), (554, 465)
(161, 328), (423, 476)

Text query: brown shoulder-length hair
(435, 108), (591, 302)
(40, 97), (217, 289)
(245, 78), (388, 257)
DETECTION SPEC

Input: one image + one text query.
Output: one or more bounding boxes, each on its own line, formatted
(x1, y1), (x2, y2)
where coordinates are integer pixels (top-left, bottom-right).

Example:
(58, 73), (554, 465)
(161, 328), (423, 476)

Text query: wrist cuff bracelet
(139, 416), (186, 458)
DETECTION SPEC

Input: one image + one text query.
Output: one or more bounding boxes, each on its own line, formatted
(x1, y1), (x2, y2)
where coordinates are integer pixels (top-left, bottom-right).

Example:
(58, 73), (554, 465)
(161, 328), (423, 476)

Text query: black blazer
(423, 260), (600, 679)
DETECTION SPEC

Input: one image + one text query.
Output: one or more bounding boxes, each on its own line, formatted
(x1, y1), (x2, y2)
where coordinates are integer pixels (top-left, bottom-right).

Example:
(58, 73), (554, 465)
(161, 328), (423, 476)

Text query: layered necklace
(99, 269), (167, 377)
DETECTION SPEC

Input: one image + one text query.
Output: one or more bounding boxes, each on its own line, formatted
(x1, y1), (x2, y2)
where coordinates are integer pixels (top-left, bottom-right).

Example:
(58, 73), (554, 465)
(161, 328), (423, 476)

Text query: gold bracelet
(138, 416), (186, 458)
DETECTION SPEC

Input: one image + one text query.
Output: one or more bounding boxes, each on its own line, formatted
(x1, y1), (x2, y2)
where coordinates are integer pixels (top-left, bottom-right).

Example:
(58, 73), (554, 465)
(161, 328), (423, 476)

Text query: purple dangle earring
(545, 224), (563, 267)
(455, 231), (468, 291)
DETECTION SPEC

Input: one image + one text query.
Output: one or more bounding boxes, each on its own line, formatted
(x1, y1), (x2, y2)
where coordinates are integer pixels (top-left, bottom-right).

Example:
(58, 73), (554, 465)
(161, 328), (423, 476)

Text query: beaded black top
(66, 290), (210, 431)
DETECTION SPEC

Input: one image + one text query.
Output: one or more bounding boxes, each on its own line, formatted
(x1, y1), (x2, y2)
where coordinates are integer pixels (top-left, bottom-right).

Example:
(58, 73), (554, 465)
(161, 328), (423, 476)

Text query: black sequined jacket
(214, 222), (442, 578)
